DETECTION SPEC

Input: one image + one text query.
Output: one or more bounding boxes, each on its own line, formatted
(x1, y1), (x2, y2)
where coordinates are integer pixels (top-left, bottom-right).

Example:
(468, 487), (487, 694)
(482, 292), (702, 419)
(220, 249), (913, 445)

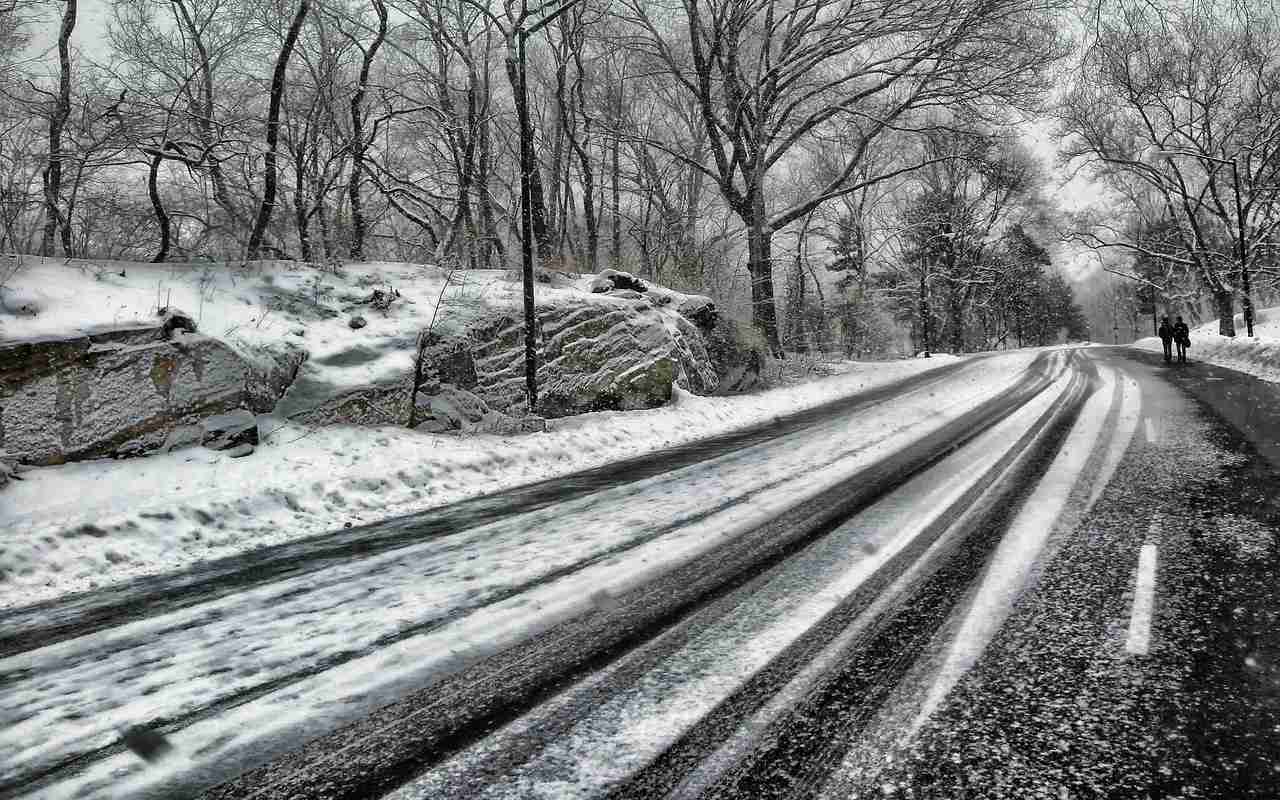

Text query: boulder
(704, 317), (765, 394)
(226, 442), (255, 458)
(0, 327), (255, 465)
(417, 384), (489, 429)
(157, 308), (198, 340)
(459, 304), (672, 418)
(200, 409), (258, 451)
(0, 452), (19, 488)
(161, 425), (204, 453)
(427, 298), (720, 420)
(609, 289), (647, 302)
(589, 268), (648, 294)
(414, 331), (478, 392)
(349, 315), (367, 330)
(678, 295), (718, 330)
(243, 342), (308, 413)
(536, 304), (677, 417)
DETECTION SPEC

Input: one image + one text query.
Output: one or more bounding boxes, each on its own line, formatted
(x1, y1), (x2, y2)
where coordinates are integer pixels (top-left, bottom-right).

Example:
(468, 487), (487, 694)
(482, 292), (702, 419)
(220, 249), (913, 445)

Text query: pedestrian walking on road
(1158, 316), (1174, 363)
(1173, 316), (1190, 363)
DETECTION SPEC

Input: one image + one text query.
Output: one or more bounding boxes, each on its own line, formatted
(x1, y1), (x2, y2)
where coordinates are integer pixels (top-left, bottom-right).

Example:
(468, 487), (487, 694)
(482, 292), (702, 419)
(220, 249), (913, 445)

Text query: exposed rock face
(243, 343), (307, 414)
(665, 313), (719, 395)
(452, 303), (678, 419)
(678, 295), (718, 330)
(286, 382), (411, 428)
(705, 316), (765, 394)
(201, 409), (259, 450)
(537, 304), (677, 416)
(414, 331), (478, 392)
(0, 327), (253, 465)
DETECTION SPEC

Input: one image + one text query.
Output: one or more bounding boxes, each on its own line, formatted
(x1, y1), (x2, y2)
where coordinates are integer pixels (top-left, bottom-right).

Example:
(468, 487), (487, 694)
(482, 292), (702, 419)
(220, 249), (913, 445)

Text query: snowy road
(4, 346), (1280, 799)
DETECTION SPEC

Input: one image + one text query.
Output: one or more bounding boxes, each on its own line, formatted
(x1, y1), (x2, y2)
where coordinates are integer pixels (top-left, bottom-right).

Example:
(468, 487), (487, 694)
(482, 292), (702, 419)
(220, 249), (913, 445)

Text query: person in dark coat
(1158, 316), (1174, 362)
(1173, 316), (1190, 363)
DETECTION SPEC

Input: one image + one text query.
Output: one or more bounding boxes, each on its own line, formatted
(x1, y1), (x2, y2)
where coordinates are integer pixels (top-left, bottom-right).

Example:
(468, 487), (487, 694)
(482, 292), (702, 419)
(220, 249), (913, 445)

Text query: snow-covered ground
(1, 341), (958, 611)
(1132, 305), (1280, 382)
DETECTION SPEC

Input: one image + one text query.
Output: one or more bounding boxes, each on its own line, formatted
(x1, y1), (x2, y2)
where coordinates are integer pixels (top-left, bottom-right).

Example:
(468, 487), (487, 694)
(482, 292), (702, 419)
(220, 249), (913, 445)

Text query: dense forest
(0, 0), (1138, 358)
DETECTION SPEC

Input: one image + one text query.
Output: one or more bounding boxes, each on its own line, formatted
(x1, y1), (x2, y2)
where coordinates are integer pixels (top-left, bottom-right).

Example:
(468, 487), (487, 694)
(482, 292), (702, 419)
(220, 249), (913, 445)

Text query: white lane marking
(1145, 417), (1159, 444)
(1126, 543), (1159, 656)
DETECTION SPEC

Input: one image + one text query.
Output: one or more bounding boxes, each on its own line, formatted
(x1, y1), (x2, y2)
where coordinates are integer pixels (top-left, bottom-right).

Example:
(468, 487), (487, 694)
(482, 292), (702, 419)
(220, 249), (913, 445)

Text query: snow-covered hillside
(0, 255), (965, 608)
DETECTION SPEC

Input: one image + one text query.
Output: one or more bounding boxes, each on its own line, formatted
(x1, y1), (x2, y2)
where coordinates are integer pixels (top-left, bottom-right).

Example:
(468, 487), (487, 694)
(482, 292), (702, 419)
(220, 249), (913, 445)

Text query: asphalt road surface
(3, 345), (1279, 800)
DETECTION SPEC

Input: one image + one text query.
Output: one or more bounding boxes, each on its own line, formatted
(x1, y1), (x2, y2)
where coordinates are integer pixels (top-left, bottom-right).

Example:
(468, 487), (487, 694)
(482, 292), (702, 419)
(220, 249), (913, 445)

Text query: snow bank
(1132, 306), (1280, 382)
(0, 346), (958, 609)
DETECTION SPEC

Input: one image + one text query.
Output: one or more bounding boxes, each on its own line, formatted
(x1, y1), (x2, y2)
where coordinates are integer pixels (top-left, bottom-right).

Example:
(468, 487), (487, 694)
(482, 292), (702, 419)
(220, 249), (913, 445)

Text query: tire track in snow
(0, 360), (977, 660)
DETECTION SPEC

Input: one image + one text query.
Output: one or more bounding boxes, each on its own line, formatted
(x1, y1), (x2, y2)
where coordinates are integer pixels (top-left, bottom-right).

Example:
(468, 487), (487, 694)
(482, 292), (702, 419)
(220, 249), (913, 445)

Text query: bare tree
(36, 0), (76, 255)
(340, 0), (388, 260)
(1061, 0), (1280, 335)
(621, 0), (1065, 353)
(247, 0), (311, 259)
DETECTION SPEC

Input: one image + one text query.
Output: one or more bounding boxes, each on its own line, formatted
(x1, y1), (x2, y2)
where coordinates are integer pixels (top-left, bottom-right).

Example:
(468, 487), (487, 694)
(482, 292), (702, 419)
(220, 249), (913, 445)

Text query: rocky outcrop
(704, 316), (765, 394)
(588, 268), (648, 294)
(285, 381), (411, 428)
(665, 313), (718, 395)
(0, 326), (254, 465)
(449, 302), (678, 419)
(401, 277), (761, 422)
(243, 343), (307, 414)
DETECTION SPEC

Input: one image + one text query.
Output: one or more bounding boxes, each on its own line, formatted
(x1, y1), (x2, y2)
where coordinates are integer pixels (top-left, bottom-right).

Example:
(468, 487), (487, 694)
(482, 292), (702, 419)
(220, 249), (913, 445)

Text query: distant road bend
(5, 345), (1280, 800)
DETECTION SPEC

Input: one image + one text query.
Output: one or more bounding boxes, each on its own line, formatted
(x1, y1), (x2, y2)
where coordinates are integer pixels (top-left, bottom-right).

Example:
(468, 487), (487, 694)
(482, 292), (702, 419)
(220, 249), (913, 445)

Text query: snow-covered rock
(678, 295), (718, 330)
(161, 425), (204, 453)
(458, 304), (678, 418)
(201, 409), (259, 450)
(226, 442), (255, 458)
(0, 258), (764, 459)
(589, 268), (648, 294)
(0, 326), (254, 465)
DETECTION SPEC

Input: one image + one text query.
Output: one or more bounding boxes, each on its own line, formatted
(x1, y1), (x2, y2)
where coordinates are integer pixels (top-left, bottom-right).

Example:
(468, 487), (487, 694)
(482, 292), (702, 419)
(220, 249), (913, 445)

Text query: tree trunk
(148, 151), (171, 262)
(294, 186), (312, 262)
(1214, 289), (1237, 336)
(510, 33), (539, 411)
(745, 216), (782, 355)
(476, 114), (503, 267)
(347, 0), (387, 261)
(172, 0), (240, 231)
(247, 0), (309, 260)
(41, 0), (76, 256)
(610, 131), (621, 268)
(503, 54), (552, 265)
